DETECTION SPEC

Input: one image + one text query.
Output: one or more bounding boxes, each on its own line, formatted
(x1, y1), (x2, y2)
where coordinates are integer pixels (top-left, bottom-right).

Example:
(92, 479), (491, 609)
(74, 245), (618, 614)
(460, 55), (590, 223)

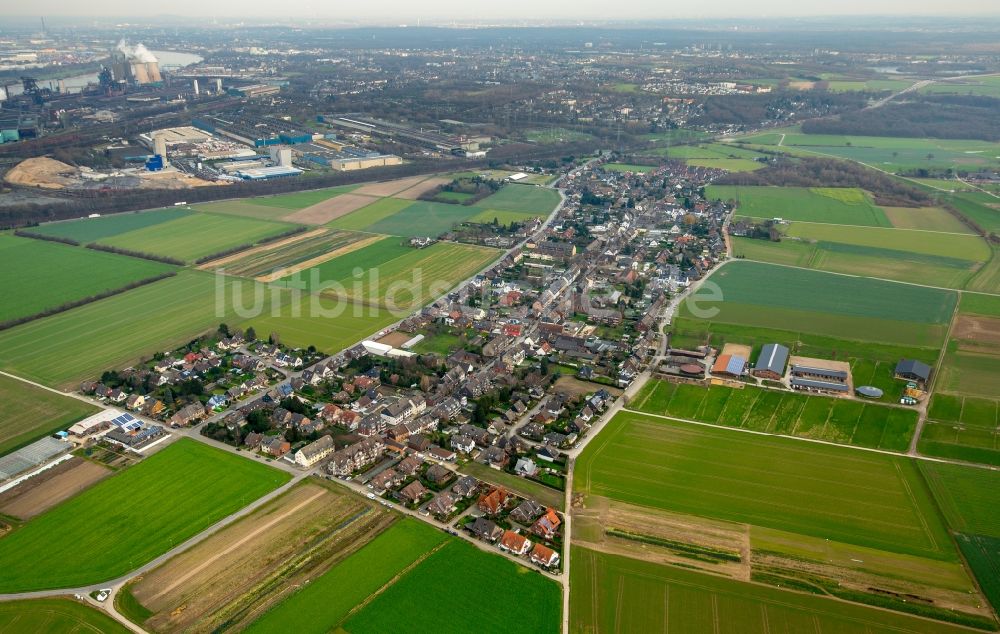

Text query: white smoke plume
(116, 40), (158, 64)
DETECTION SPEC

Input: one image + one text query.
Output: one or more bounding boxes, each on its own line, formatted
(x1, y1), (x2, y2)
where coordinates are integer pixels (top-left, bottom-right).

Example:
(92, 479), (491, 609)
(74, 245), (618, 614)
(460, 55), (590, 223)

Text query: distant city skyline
(3, 0), (999, 19)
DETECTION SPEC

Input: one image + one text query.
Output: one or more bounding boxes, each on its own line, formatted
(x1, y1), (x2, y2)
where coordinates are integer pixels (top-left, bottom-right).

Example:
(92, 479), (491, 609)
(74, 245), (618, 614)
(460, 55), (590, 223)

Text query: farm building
(711, 354), (747, 378)
(790, 377), (850, 394)
(895, 359), (931, 383)
(752, 344), (789, 380)
(790, 365), (848, 383)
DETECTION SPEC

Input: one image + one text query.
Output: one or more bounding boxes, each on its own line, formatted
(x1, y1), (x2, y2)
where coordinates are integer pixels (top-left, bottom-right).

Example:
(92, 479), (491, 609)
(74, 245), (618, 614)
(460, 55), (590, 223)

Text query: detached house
(499, 530), (533, 556)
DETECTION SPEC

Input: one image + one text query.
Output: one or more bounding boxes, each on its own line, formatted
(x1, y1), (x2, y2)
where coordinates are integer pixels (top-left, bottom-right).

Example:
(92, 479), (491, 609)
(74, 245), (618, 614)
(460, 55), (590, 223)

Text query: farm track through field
(254, 234), (385, 283)
(196, 228), (328, 269)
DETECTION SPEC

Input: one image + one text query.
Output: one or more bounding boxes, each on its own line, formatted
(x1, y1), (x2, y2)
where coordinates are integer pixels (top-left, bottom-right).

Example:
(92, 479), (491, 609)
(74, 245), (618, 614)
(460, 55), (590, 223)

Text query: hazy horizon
(2, 0), (999, 20)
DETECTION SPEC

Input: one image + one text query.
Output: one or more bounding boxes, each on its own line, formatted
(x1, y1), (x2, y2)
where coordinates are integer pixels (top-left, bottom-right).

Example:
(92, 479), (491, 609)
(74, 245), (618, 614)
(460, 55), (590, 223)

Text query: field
(461, 460), (565, 510)
(287, 241), (497, 311)
(465, 209), (543, 225)
(238, 290), (398, 352)
(629, 380), (916, 451)
(570, 547), (972, 634)
(921, 390), (1000, 465)
(209, 229), (373, 279)
(96, 212), (297, 262)
(882, 206), (977, 232)
(343, 539), (561, 634)
(0, 438), (289, 592)
(127, 480), (394, 633)
(921, 75), (1000, 99)
(708, 185), (891, 226)
(0, 374), (98, 457)
(957, 534), (1000, 615)
(526, 127), (597, 144)
(576, 412), (955, 559)
(0, 457), (110, 519)
(736, 132), (1000, 174)
(0, 598), (131, 633)
(364, 200), (486, 237)
(678, 260), (956, 348)
(644, 142), (770, 172)
(0, 271), (263, 388)
(197, 185), (360, 219)
(245, 518), (447, 634)
(326, 197), (414, 231)
(604, 163), (655, 173)
(733, 217), (989, 288)
(30, 207), (192, 243)
(0, 235), (176, 323)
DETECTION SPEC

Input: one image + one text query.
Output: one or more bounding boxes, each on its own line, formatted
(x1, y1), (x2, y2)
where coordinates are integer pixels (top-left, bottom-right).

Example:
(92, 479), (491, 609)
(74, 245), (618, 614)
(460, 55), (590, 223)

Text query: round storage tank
(855, 386), (883, 399)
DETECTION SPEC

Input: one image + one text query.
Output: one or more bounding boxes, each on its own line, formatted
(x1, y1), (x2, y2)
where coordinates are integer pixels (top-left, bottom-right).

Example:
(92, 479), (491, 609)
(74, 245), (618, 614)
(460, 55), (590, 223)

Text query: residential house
(478, 487), (510, 515)
(499, 530), (533, 556)
(530, 543), (560, 568)
(452, 475), (479, 498)
(511, 499), (545, 525)
(427, 493), (457, 517)
(468, 517), (504, 543)
(425, 464), (453, 487)
(532, 508), (562, 540)
(397, 480), (429, 505)
(326, 438), (385, 476)
(169, 403), (204, 427)
(264, 436), (291, 458)
(514, 457), (539, 477)
(294, 435), (335, 468)
(369, 468), (402, 493)
(397, 455), (423, 476)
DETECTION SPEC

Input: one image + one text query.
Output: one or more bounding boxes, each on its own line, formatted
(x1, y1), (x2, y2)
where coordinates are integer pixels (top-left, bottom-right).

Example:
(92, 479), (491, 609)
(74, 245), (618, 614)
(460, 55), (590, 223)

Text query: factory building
(235, 166), (303, 180)
(228, 84), (281, 98)
(110, 41), (162, 85)
(193, 115), (313, 148)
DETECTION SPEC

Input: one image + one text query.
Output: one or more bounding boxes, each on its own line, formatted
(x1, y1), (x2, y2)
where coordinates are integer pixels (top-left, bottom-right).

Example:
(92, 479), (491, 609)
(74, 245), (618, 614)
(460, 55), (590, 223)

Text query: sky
(3, 0), (999, 19)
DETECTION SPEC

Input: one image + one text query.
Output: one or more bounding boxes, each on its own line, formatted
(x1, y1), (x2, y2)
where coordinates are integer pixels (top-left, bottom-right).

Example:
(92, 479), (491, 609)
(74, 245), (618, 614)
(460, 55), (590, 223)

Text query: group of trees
(717, 156), (932, 208)
(802, 95), (1000, 142)
(692, 91), (866, 128)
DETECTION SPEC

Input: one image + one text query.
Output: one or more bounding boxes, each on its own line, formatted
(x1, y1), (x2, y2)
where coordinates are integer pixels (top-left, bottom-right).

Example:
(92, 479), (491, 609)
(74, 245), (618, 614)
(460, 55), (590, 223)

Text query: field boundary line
(621, 408), (1000, 473)
(253, 233), (385, 283)
(147, 488), (327, 601)
(196, 227), (328, 270)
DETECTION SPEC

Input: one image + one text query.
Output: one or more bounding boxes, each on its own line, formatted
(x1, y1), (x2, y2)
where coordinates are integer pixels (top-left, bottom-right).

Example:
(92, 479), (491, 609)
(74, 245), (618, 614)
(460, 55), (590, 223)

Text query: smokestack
(215, 78), (223, 93)
(193, 79), (199, 95)
(153, 134), (167, 163)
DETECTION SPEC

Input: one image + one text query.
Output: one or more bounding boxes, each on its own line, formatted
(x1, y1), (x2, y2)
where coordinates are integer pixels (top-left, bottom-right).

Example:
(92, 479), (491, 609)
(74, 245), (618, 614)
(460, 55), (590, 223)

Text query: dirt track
(197, 228), (328, 269)
(394, 176), (452, 200)
(253, 233), (383, 283)
(283, 193), (378, 225)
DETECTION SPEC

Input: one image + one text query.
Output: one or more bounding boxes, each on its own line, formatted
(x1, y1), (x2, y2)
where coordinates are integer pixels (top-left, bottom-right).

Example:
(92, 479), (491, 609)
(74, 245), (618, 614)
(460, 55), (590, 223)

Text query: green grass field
(97, 213), (297, 262)
(570, 547), (971, 634)
(470, 184), (561, 214)
(0, 438), (289, 592)
(0, 235), (176, 323)
(604, 163), (655, 173)
(920, 75), (1000, 99)
(956, 534), (1000, 615)
(709, 185), (891, 226)
(460, 460), (565, 510)
(679, 261), (956, 347)
(466, 209), (543, 225)
(273, 239), (497, 311)
(920, 461), (1000, 538)
(782, 222), (990, 261)
(645, 142), (770, 172)
(577, 412), (955, 560)
(343, 539), (561, 634)
(239, 291), (398, 352)
(363, 200), (485, 237)
(629, 380), (916, 451)
(0, 374), (98, 457)
(961, 293), (1000, 317)
(245, 519), (447, 634)
(215, 230), (368, 278)
(30, 208), (192, 243)
(0, 598), (131, 633)
(326, 197), (412, 231)
(526, 127), (597, 144)
(197, 186), (361, 219)
(736, 133), (1000, 174)
(0, 271), (261, 388)
(882, 206), (977, 233)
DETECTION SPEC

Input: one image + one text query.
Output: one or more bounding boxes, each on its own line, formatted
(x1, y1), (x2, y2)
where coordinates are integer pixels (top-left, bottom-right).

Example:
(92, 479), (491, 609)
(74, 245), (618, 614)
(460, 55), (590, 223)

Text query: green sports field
(629, 380), (916, 451)
(0, 235), (175, 323)
(570, 547), (971, 634)
(30, 208), (192, 243)
(246, 519), (447, 634)
(97, 212), (297, 262)
(576, 412), (955, 560)
(0, 599), (131, 633)
(343, 539), (561, 634)
(0, 373), (98, 457)
(0, 438), (289, 592)
(708, 185), (891, 226)
(0, 271), (261, 388)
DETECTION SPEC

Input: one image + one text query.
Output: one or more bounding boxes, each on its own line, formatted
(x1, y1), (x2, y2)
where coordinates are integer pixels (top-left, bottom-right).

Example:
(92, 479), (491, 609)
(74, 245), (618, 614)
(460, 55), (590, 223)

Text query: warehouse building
(235, 165), (303, 180)
(193, 115), (314, 148)
(895, 359), (931, 384)
(752, 343), (789, 380)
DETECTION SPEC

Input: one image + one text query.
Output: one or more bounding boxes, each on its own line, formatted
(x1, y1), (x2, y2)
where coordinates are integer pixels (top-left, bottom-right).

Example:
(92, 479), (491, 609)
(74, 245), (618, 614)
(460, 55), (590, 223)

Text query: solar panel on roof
(725, 356), (746, 375)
